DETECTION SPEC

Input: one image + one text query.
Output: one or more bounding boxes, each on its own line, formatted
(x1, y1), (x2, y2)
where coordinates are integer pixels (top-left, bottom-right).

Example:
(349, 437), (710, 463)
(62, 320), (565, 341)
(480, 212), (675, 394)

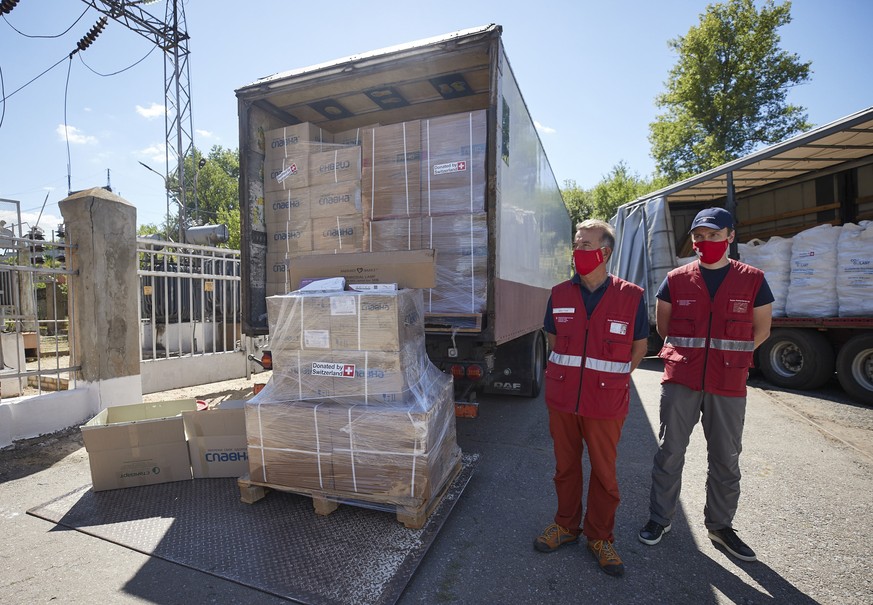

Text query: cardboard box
(266, 288), (425, 352)
(264, 189), (311, 224)
(245, 399), (336, 491)
(287, 249), (436, 291)
(331, 126), (369, 146)
(308, 182), (362, 219)
(183, 400), (248, 479)
(421, 213), (488, 255)
(311, 214), (364, 253)
(265, 123), (333, 163)
(426, 252), (487, 314)
(81, 400), (197, 492)
(266, 219), (313, 257)
(264, 155), (309, 193)
(309, 146), (362, 187)
(365, 218), (423, 252)
(362, 121), (422, 220)
(421, 111), (487, 215)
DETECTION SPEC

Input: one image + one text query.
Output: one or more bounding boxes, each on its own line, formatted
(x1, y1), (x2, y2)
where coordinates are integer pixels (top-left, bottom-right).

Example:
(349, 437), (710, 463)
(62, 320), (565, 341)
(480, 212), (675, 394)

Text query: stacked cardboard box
(246, 288), (460, 509)
(359, 111), (488, 314)
(263, 123), (364, 297)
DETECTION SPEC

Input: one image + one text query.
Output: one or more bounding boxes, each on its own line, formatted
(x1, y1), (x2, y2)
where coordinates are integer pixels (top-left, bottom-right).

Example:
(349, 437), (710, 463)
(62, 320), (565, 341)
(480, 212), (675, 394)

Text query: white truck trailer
(234, 25), (571, 405)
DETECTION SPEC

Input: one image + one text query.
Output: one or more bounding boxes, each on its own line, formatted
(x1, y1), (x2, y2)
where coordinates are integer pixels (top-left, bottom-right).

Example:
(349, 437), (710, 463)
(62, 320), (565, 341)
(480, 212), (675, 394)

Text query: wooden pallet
(238, 458), (462, 529)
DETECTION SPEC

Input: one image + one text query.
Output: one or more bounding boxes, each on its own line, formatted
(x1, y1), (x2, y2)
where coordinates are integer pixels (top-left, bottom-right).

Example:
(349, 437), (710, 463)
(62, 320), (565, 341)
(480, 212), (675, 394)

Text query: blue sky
(1, 0), (871, 235)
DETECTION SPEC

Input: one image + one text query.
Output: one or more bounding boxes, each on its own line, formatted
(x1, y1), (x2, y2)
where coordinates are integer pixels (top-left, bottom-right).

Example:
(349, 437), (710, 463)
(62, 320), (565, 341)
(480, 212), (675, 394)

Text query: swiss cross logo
(342, 364), (355, 377)
(457, 161), (466, 171)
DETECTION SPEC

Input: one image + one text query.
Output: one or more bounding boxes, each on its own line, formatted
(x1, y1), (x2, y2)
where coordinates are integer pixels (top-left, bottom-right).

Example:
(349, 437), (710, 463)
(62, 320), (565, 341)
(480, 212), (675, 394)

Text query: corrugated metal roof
(627, 105), (873, 207)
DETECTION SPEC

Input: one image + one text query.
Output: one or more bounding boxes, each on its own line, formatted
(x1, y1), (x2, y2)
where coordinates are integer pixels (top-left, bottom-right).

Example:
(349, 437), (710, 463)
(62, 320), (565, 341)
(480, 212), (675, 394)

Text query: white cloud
(136, 102), (166, 119)
(534, 120), (556, 135)
(56, 124), (98, 144)
(196, 129), (215, 139)
(139, 144), (167, 164)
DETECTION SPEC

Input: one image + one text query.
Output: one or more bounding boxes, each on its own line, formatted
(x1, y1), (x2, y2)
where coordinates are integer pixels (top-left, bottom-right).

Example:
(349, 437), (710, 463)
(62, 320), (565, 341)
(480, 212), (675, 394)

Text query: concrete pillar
(59, 188), (142, 410)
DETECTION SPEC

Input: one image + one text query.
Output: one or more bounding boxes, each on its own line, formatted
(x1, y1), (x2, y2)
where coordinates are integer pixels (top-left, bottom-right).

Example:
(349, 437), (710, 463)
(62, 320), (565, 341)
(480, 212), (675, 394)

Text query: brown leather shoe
(533, 523), (579, 552)
(587, 539), (625, 576)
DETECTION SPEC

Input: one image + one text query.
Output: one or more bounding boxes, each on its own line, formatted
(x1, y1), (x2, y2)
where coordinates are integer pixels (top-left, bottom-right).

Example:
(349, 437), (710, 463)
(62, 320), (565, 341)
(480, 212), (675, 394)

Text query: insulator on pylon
(0, 0), (20, 17)
(77, 17), (108, 52)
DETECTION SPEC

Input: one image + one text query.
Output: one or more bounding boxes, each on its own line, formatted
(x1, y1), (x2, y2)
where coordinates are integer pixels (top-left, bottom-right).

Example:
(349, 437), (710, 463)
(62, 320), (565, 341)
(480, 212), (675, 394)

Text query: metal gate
(0, 199), (78, 401)
(137, 237), (242, 362)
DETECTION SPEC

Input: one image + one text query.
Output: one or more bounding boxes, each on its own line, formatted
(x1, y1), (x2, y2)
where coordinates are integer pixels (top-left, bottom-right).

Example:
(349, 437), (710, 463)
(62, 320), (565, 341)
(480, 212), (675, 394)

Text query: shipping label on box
(287, 249), (436, 290)
(309, 146), (362, 187)
(311, 214), (364, 253)
(80, 399), (197, 491)
(265, 155), (309, 193)
(265, 123), (333, 163)
(264, 189), (311, 224)
(183, 402), (248, 479)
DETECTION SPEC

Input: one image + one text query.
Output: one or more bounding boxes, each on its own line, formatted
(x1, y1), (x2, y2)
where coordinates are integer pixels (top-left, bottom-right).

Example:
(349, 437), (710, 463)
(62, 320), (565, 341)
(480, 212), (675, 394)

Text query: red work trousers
(548, 407), (624, 542)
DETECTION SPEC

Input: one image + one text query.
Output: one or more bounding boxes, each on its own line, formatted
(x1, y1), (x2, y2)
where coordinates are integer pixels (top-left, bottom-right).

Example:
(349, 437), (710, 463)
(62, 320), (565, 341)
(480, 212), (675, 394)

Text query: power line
(77, 44), (157, 77)
(0, 54), (69, 104)
(1, 6), (90, 38)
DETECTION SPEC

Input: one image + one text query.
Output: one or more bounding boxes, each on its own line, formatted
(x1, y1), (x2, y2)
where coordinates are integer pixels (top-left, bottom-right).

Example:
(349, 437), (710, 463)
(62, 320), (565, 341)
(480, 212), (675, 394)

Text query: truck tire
(530, 330), (546, 398)
(835, 334), (873, 404)
(758, 328), (835, 390)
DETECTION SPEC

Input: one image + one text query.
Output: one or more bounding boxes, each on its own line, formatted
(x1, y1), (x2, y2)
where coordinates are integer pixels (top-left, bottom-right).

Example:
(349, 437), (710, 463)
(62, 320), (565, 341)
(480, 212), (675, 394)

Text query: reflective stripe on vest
(549, 351), (582, 367)
(710, 338), (755, 352)
(664, 336), (707, 348)
(549, 351), (630, 374)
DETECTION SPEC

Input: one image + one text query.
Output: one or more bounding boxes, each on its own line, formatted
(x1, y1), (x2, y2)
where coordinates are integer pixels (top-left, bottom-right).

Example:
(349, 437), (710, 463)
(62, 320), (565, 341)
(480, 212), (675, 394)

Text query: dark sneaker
(708, 527), (757, 562)
(533, 523), (579, 552)
(638, 520), (672, 545)
(587, 539), (625, 577)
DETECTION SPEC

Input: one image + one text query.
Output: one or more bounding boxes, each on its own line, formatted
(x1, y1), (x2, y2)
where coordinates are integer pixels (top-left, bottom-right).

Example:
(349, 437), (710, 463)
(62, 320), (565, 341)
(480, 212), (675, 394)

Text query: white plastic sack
(786, 224), (840, 317)
(837, 221), (873, 316)
(738, 237), (792, 317)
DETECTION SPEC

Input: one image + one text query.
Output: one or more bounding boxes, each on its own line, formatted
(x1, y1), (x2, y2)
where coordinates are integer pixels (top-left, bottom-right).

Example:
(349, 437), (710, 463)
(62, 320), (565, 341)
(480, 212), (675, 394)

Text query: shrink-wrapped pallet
(738, 236), (792, 317)
(786, 224), (840, 317)
(837, 221), (873, 317)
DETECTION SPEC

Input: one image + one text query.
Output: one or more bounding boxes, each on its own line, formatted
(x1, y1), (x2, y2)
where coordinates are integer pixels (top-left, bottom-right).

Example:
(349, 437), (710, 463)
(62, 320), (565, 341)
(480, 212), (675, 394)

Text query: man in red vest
(638, 207), (773, 562)
(534, 219), (649, 577)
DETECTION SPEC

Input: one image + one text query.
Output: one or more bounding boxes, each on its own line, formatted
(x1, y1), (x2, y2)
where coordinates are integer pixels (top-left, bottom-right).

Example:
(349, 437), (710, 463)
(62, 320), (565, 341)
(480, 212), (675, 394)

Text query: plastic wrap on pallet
(264, 288), (436, 404)
(786, 224), (840, 317)
(245, 360), (461, 509)
(837, 221), (873, 317)
(738, 236), (792, 317)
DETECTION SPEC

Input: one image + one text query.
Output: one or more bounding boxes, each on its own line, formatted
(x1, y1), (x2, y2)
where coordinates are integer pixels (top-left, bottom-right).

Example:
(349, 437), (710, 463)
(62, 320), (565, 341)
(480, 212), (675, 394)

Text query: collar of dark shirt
(572, 273), (611, 293)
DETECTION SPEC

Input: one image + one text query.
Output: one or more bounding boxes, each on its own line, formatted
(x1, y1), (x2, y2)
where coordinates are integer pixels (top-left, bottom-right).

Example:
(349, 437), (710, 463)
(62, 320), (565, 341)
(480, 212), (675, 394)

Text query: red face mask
(573, 248), (604, 276)
(693, 239), (730, 264)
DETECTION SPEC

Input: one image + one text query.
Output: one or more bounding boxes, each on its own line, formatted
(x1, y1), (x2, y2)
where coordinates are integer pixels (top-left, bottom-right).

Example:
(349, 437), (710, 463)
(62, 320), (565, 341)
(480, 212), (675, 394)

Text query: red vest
(545, 275), (643, 419)
(659, 259), (764, 397)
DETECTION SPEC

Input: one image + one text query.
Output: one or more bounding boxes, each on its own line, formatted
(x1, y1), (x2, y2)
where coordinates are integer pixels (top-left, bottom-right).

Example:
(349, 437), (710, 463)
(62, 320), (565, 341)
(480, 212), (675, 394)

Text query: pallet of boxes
(240, 283), (462, 529)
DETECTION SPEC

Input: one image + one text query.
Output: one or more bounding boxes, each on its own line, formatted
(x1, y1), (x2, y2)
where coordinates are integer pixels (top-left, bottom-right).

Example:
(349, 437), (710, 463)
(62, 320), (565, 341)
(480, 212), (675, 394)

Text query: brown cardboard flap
(288, 249), (436, 290)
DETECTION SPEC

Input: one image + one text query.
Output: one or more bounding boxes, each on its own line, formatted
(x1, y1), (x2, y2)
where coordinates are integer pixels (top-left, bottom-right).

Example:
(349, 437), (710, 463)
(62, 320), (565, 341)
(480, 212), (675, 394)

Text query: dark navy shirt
(543, 274), (650, 340)
(656, 263), (775, 306)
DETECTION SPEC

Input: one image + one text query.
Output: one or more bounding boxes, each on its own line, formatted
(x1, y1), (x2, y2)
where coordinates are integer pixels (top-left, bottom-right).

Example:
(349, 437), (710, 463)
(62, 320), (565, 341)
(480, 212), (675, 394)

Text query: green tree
(649, 0), (812, 181)
(561, 179), (594, 227)
(167, 145), (240, 248)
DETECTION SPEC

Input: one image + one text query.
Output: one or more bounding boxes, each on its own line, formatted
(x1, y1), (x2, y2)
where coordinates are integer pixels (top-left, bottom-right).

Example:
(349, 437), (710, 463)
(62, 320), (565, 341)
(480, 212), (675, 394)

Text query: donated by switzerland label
(433, 161), (467, 175)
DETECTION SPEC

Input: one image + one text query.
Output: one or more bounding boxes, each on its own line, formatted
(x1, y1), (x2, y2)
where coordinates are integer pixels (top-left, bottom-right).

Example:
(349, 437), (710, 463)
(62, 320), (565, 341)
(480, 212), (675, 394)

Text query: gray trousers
(648, 382), (746, 530)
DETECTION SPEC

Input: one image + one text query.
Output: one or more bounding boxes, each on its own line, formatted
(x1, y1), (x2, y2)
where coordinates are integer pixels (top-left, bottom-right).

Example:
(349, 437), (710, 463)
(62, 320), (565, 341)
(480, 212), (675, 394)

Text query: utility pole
(81, 0), (193, 242)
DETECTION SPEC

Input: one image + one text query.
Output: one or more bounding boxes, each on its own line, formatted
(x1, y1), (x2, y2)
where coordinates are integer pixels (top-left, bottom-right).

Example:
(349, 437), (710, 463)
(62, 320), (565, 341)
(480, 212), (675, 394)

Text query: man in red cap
(638, 207), (773, 562)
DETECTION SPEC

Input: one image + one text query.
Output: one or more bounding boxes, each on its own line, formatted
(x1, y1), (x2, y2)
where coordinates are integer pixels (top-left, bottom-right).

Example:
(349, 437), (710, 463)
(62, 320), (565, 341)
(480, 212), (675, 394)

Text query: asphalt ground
(1, 358), (871, 604)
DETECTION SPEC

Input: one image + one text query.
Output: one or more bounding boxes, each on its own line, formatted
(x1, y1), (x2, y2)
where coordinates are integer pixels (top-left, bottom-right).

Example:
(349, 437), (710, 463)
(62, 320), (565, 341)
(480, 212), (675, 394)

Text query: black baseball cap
(689, 207), (734, 232)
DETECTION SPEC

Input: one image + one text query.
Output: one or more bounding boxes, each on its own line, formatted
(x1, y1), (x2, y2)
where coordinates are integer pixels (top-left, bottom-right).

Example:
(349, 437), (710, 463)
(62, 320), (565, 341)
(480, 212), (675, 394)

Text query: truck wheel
(530, 330), (546, 398)
(835, 334), (873, 405)
(758, 328), (835, 390)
